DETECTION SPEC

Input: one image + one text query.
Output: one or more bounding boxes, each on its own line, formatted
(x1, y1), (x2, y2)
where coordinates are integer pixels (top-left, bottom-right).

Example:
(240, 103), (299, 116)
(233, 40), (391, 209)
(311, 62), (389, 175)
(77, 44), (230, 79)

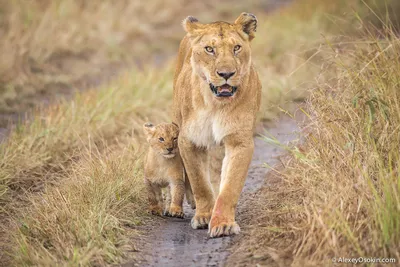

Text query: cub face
(143, 122), (179, 159)
(182, 13), (257, 100)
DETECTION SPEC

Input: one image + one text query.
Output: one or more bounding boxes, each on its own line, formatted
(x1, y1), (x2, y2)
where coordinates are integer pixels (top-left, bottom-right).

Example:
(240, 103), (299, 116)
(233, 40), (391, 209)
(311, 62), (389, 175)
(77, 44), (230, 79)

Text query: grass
(277, 30), (400, 265)
(15, 147), (146, 266)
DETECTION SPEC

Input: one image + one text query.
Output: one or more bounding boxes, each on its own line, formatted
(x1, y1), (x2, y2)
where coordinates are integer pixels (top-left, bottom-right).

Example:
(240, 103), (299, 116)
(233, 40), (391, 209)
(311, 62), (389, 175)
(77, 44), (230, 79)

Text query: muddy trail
(127, 111), (302, 267)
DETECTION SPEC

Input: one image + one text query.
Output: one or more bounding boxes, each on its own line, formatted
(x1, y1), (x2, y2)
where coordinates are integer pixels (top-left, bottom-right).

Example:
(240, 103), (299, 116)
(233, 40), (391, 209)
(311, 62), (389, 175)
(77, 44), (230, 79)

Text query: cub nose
(167, 147), (173, 152)
(217, 71), (235, 80)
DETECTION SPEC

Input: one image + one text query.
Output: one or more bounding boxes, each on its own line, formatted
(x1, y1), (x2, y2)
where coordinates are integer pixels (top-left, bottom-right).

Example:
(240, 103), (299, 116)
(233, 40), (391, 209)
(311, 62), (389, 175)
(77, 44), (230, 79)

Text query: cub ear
(171, 122), (179, 130)
(235, 12), (257, 41)
(182, 16), (203, 34)
(143, 122), (155, 136)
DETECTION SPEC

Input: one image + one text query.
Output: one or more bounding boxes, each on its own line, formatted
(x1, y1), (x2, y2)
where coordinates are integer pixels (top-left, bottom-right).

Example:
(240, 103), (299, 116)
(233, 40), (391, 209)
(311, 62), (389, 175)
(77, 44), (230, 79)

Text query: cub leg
(168, 180), (185, 218)
(145, 179), (163, 216)
(179, 136), (215, 229)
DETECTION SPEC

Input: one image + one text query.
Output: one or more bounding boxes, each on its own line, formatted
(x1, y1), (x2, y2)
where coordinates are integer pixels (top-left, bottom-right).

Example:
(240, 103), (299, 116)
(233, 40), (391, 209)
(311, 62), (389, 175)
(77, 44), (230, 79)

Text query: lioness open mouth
(210, 83), (238, 97)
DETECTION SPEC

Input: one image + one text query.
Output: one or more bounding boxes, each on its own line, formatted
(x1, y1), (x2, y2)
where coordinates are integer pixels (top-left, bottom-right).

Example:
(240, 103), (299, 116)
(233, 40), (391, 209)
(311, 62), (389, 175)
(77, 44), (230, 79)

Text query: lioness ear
(143, 122), (155, 136)
(182, 16), (203, 34)
(235, 12), (257, 41)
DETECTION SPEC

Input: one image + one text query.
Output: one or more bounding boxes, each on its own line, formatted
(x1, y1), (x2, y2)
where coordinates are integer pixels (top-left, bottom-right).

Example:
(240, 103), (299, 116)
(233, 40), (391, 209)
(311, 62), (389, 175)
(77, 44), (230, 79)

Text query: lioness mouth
(210, 83), (238, 97)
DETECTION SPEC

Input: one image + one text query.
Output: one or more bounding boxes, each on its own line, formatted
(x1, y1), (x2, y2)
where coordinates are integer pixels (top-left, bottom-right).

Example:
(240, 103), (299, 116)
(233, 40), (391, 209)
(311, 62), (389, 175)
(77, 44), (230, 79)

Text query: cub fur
(143, 122), (195, 218)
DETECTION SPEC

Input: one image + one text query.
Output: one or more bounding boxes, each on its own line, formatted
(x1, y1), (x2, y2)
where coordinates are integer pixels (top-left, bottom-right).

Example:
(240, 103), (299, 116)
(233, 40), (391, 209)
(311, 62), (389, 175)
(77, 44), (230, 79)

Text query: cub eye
(205, 46), (214, 53)
(173, 137), (178, 141)
(234, 45), (241, 52)
(158, 137), (164, 142)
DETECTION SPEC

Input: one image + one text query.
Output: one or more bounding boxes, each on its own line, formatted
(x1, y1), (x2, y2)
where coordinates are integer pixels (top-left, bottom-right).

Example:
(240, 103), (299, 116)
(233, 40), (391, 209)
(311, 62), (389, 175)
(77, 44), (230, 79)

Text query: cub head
(143, 122), (179, 159)
(182, 12), (257, 100)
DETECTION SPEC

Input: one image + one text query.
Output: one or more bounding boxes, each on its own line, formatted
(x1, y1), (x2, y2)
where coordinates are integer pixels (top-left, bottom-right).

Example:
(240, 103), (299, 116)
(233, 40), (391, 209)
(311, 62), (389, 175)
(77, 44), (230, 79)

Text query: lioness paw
(208, 221), (240, 238)
(191, 213), (211, 229)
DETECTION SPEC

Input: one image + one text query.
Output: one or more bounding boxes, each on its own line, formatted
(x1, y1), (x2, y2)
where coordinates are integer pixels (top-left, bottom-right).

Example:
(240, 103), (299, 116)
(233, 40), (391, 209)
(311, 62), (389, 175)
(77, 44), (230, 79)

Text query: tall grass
(284, 28), (400, 265)
(14, 146), (146, 266)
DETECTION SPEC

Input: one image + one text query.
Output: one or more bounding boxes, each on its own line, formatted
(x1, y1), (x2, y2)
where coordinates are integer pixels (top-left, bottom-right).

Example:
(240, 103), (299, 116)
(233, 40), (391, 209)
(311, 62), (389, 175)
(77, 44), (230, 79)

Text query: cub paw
(208, 216), (240, 238)
(167, 206), (184, 219)
(191, 212), (211, 229)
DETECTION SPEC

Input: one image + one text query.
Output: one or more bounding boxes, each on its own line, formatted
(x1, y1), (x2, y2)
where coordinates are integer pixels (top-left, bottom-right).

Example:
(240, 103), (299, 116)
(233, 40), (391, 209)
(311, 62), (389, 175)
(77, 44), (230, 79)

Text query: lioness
(172, 13), (261, 237)
(143, 122), (195, 218)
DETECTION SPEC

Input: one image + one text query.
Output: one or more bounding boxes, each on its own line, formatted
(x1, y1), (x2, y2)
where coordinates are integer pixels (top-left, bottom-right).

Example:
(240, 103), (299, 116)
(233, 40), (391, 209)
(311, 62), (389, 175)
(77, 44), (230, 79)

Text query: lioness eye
(234, 45), (241, 52)
(159, 137), (164, 142)
(205, 46), (214, 53)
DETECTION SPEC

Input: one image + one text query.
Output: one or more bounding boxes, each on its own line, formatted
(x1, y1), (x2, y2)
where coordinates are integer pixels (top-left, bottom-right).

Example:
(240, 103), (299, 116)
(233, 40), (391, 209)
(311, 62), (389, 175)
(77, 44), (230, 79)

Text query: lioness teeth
(209, 83), (237, 97)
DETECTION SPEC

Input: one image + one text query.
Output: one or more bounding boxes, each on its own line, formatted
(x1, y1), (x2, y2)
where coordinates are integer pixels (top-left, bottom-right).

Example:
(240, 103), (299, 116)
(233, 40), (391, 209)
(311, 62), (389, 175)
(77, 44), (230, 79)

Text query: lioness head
(143, 122), (179, 159)
(182, 12), (257, 100)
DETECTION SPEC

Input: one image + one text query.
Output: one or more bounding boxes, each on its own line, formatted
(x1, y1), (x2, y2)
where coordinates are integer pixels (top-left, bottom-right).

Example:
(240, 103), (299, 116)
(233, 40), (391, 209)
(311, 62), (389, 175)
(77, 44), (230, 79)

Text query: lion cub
(143, 122), (195, 218)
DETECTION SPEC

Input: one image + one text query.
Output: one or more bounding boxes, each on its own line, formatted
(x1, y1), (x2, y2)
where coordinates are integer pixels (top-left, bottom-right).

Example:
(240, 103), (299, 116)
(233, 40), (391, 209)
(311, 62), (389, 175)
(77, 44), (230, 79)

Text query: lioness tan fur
(172, 13), (261, 237)
(143, 122), (195, 218)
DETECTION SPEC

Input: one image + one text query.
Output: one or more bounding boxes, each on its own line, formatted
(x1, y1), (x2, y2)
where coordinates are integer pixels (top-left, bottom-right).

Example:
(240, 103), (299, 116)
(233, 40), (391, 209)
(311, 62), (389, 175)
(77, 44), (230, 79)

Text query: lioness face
(183, 13), (257, 100)
(143, 123), (179, 159)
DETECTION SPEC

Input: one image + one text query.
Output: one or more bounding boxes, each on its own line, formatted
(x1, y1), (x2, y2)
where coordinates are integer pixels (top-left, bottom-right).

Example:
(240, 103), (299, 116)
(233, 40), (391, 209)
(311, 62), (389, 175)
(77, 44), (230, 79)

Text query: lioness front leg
(209, 133), (254, 238)
(179, 136), (215, 229)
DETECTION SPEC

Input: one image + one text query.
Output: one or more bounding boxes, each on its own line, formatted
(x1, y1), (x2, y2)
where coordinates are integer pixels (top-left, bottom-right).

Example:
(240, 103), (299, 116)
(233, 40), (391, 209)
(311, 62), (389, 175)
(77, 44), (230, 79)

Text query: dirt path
(127, 111), (301, 267)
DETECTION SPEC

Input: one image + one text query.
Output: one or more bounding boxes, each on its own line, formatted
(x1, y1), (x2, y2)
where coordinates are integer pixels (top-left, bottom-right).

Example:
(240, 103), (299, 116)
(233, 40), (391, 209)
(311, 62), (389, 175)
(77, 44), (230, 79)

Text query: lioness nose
(167, 147), (173, 152)
(217, 71), (235, 80)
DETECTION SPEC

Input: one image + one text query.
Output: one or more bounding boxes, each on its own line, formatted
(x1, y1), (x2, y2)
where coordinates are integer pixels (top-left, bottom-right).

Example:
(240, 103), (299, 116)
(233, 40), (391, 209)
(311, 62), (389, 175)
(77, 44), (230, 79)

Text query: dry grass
(265, 31), (400, 266)
(15, 146), (146, 266)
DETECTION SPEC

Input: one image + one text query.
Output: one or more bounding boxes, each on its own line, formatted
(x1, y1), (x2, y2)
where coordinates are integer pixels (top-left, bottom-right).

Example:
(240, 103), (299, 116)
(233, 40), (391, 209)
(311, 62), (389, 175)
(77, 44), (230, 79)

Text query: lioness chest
(183, 109), (228, 148)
